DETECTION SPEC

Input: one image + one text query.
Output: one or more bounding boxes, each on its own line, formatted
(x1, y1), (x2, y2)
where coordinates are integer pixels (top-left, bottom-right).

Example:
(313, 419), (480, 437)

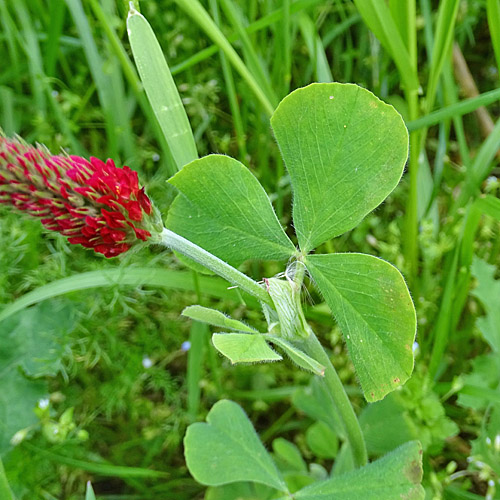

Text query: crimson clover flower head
(0, 135), (162, 257)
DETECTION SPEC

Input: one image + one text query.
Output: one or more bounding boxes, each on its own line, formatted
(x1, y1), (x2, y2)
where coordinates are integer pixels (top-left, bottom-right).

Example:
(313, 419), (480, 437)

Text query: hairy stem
(158, 228), (272, 305)
(292, 260), (367, 469)
(299, 330), (368, 469)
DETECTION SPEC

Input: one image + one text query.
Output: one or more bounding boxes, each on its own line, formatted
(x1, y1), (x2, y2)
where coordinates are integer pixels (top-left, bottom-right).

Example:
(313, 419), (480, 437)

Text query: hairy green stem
(158, 228), (272, 306)
(300, 332), (368, 469)
(292, 259), (367, 469)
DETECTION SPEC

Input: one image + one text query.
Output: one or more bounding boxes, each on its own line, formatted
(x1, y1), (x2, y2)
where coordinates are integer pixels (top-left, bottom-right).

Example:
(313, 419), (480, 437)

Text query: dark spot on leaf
(394, 377), (400, 384)
(404, 459), (422, 484)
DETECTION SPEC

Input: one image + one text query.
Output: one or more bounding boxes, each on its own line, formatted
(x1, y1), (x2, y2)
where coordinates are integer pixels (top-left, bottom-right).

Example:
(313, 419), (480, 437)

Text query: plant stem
(300, 331), (368, 469)
(158, 228), (272, 306)
(0, 457), (14, 500)
(292, 259), (367, 469)
(404, 89), (420, 287)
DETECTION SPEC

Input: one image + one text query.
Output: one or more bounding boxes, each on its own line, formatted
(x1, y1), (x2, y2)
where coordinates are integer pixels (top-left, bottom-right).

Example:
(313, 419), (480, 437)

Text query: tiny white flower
(38, 398), (50, 409)
(142, 356), (153, 369)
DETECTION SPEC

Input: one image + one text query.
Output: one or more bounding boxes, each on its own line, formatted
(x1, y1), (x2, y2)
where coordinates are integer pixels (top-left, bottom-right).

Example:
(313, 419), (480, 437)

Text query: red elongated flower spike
(0, 135), (162, 257)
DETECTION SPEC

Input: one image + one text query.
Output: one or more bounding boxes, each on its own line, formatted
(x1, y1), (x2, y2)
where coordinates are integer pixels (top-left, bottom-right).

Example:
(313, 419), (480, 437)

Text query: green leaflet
(294, 441), (424, 499)
(212, 333), (282, 364)
(470, 257), (500, 353)
(167, 155), (296, 266)
(182, 305), (257, 333)
(306, 253), (416, 402)
(0, 301), (75, 454)
(266, 336), (325, 376)
(271, 83), (408, 253)
(127, 7), (197, 170)
(184, 400), (287, 491)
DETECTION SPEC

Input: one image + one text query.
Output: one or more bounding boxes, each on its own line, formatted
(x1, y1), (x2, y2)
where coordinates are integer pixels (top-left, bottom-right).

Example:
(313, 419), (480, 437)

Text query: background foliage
(0, 0), (499, 498)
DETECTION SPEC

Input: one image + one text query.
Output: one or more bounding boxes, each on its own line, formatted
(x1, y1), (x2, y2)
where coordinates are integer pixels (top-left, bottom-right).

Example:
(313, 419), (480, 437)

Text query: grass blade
(442, 60), (470, 163)
(298, 13), (333, 83)
(0, 268), (258, 323)
(428, 246), (459, 379)
(428, 195), (500, 378)
(218, 0), (278, 106)
(454, 115), (500, 209)
(88, 0), (172, 173)
(0, 458), (15, 500)
(187, 321), (208, 419)
(170, 0), (324, 76)
(424, 0), (460, 114)
(127, 6), (198, 170)
(0, 0), (21, 93)
(487, 0), (500, 72)
(280, 0), (292, 95)
(0, 86), (16, 135)
(44, 0), (66, 76)
(22, 443), (168, 479)
(66, 0), (122, 158)
(353, 0), (419, 92)
(173, 0), (275, 115)
(12, 1), (47, 117)
(208, 0), (247, 160)
(407, 87), (500, 131)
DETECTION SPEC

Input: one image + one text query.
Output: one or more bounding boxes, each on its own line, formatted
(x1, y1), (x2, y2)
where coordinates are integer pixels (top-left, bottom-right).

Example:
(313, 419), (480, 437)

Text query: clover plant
(0, 7), (422, 498)
(157, 82), (421, 498)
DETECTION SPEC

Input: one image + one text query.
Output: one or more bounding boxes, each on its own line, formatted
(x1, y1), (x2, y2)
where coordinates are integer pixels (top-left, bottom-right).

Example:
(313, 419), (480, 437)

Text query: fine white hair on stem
(284, 259), (315, 306)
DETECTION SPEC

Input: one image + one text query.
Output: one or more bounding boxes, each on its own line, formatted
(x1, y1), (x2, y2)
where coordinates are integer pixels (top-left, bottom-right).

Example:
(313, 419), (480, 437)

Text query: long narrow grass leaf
(209, 0), (247, 159)
(218, 0), (278, 106)
(44, 0), (66, 76)
(0, 86), (15, 135)
(454, 115), (500, 209)
(487, 0), (500, 72)
(12, 1), (47, 117)
(85, 482), (96, 500)
(127, 6), (198, 170)
(0, 268), (257, 323)
(173, 0), (275, 115)
(0, 458), (15, 500)
(298, 13), (333, 83)
(0, 1), (21, 93)
(88, 0), (172, 173)
(187, 321), (207, 418)
(353, 0), (419, 91)
(407, 87), (500, 131)
(424, 0), (460, 114)
(171, 0), (324, 75)
(428, 247), (459, 379)
(22, 444), (168, 479)
(65, 0), (119, 157)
